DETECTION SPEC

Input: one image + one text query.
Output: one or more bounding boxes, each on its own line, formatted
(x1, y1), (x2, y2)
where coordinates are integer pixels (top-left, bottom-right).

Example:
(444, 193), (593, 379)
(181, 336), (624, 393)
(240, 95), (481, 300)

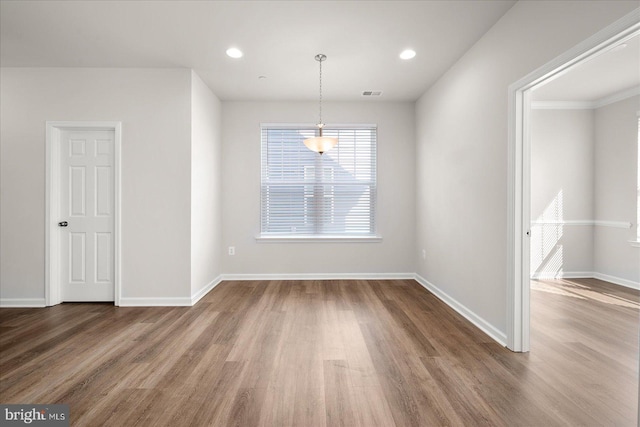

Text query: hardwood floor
(0, 278), (637, 426)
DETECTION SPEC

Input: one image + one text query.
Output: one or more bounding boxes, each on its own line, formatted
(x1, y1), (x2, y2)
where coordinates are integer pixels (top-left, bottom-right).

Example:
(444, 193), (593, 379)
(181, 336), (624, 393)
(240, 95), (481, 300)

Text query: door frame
(45, 121), (122, 306)
(506, 9), (640, 352)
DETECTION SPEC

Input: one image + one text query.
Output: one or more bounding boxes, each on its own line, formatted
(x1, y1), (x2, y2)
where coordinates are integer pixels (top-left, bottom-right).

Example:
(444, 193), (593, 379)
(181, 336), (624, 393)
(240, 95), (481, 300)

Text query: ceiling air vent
(362, 90), (383, 97)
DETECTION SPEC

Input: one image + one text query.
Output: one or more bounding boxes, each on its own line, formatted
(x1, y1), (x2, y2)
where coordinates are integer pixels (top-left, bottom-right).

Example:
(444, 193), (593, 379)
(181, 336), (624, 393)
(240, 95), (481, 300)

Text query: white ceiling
(533, 33), (640, 102)
(0, 0), (517, 101)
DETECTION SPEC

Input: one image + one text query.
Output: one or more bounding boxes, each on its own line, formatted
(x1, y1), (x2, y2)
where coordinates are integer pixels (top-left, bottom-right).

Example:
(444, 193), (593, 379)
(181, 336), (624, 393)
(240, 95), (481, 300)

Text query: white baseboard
(191, 275), (223, 305)
(118, 297), (193, 307)
(7, 270), (636, 314)
(118, 275), (225, 307)
(413, 274), (507, 347)
(531, 270), (640, 290)
(220, 273), (415, 281)
(593, 272), (640, 290)
(0, 298), (46, 308)
(0, 274), (411, 308)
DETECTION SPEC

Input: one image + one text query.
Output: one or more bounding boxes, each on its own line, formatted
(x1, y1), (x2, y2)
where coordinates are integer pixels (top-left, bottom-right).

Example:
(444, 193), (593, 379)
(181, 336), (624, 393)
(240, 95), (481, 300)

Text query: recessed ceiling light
(226, 47), (243, 58)
(400, 49), (416, 60)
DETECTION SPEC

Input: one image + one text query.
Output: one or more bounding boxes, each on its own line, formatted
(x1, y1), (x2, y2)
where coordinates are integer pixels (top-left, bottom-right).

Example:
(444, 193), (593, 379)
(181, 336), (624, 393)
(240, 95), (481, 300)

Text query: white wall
(415, 1), (638, 335)
(190, 71), (223, 297)
(0, 68), (193, 302)
(222, 101), (415, 276)
(530, 109), (595, 277)
(594, 95), (640, 286)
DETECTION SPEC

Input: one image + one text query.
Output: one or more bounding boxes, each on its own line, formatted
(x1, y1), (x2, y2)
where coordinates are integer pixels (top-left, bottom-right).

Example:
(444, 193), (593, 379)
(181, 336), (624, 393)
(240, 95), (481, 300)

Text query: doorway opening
(507, 10), (640, 352)
(45, 121), (122, 306)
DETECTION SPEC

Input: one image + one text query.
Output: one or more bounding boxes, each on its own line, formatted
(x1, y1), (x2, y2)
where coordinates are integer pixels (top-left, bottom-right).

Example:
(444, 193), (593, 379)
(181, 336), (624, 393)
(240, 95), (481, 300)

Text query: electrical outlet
(228, 246), (235, 256)
(422, 249), (426, 260)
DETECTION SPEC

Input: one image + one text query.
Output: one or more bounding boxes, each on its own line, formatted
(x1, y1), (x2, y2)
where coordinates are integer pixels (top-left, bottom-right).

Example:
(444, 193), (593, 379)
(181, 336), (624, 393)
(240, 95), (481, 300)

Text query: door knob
(58, 221), (68, 227)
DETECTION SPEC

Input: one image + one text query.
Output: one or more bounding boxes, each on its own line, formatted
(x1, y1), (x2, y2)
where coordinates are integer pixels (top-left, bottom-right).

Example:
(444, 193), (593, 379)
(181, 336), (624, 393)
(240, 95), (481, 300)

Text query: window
(259, 124), (377, 240)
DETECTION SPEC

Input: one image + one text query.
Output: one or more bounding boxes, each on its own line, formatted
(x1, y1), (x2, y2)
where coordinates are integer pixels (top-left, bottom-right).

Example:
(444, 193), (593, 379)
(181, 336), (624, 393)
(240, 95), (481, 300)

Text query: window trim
(259, 123), (379, 241)
(255, 235), (382, 243)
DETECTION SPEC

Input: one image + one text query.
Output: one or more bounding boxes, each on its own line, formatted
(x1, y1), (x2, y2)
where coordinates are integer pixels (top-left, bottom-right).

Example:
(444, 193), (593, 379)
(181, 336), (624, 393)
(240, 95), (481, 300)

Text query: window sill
(256, 235), (382, 243)
(629, 240), (640, 248)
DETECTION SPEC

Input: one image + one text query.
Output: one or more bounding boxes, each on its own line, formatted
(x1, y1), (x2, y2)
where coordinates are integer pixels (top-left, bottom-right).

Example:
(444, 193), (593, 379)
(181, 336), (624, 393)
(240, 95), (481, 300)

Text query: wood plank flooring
(0, 278), (637, 426)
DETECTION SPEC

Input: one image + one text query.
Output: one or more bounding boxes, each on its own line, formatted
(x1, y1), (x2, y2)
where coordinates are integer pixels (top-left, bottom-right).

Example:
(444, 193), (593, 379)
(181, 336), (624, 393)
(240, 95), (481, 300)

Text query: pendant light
(304, 54), (338, 154)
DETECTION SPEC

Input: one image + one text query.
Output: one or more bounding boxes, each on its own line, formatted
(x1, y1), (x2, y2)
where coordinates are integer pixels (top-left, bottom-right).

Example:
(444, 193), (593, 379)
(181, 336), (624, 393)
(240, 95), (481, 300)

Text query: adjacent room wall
(528, 98), (639, 288)
(190, 71), (223, 299)
(221, 101), (415, 276)
(530, 109), (595, 278)
(0, 68), (193, 304)
(414, 1), (638, 337)
(594, 95), (640, 287)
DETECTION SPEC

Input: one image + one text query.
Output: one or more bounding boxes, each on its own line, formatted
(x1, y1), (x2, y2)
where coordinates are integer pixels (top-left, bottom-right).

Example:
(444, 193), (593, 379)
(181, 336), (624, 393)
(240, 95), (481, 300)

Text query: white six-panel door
(59, 129), (115, 301)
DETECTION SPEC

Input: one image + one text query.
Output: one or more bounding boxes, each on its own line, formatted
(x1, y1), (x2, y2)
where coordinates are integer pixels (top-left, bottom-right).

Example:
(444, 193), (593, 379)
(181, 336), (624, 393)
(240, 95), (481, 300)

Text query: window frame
(256, 123), (381, 243)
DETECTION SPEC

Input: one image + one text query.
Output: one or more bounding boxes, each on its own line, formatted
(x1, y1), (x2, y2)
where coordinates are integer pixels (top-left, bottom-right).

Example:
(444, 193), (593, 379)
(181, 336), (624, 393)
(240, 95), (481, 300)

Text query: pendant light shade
(304, 54), (338, 154)
(304, 124), (338, 154)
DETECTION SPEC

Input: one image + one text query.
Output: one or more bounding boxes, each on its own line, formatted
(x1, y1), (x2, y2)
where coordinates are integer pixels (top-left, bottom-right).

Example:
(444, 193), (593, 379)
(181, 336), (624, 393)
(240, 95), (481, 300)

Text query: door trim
(45, 121), (122, 306)
(506, 8), (640, 352)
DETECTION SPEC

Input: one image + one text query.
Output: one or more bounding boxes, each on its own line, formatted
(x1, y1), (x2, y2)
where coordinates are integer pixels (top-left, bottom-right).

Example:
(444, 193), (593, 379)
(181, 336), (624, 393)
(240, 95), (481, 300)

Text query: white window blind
(260, 124), (377, 238)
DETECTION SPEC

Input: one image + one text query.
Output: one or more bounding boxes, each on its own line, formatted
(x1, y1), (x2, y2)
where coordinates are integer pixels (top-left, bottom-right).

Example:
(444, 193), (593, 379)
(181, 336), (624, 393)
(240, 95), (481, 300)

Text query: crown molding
(594, 85), (640, 108)
(530, 100), (593, 110)
(531, 85), (640, 110)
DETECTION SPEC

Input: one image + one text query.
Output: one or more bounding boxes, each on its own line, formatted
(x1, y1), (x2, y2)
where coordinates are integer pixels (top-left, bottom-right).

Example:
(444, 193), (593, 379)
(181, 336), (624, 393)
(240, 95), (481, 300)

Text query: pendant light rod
(304, 53), (338, 154)
(315, 54), (326, 127)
